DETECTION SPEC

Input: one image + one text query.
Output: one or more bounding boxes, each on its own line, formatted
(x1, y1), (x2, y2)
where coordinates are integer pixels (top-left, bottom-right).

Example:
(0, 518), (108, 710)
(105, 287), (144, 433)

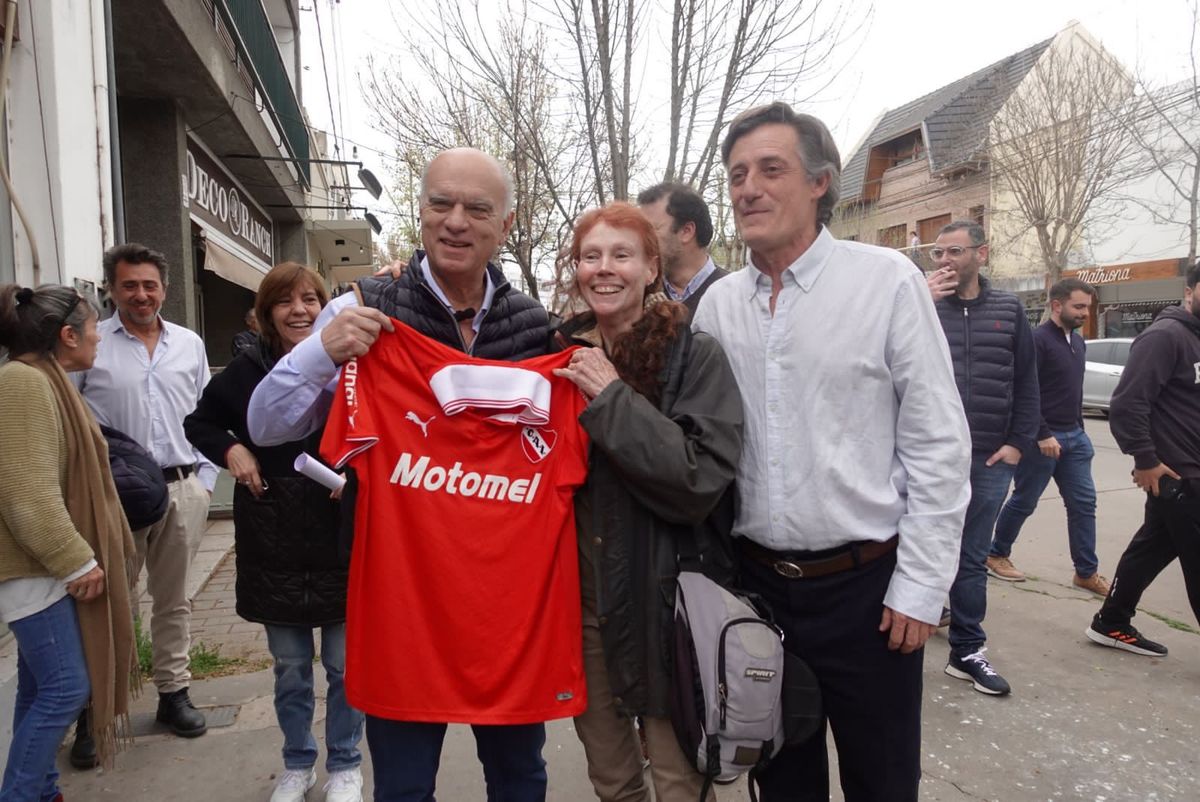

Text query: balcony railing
(209, 0), (311, 184)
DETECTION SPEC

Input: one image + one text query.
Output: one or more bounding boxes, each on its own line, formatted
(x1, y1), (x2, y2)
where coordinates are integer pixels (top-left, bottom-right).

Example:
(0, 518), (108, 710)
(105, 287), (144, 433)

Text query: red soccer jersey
(320, 322), (589, 724)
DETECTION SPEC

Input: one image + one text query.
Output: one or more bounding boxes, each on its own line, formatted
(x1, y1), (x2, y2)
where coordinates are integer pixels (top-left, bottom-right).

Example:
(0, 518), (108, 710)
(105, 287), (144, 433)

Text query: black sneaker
(1085, 618), (1168, 657)
(945, 649), (1011, 696)
(156, 688), (208, 737)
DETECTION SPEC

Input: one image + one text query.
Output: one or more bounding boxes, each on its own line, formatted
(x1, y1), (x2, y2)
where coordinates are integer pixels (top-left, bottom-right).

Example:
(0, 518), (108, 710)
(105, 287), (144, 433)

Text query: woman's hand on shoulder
(553, 347), (620, 401)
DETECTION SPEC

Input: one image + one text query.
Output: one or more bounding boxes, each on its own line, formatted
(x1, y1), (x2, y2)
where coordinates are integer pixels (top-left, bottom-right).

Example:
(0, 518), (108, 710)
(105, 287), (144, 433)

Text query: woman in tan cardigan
(0, 284), (136, 801)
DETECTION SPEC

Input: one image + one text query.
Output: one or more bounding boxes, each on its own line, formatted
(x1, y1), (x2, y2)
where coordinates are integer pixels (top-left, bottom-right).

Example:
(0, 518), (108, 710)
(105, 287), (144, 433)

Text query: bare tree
(664, 0), (847, 193)
(362, 0), (863, 301)
(362, 3), (595, 300)
(988, 33), (1149, 286)
(1119, 2), (1200, 266)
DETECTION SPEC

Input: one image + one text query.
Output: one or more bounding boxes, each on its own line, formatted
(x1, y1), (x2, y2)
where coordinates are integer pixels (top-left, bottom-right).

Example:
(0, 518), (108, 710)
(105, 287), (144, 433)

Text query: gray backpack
(670, 571), (787, 800)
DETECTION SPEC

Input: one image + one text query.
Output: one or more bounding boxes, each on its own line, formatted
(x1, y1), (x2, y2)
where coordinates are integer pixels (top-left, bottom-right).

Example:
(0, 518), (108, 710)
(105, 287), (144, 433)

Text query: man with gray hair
(692, 102), (970, 800)
(248, 147), (550, 801)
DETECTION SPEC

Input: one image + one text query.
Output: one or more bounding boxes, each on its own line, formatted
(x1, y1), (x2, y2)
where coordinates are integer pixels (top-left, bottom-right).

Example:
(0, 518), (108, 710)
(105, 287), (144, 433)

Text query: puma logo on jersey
(405, 411), (435, 438)
(389, 452), (542, 504)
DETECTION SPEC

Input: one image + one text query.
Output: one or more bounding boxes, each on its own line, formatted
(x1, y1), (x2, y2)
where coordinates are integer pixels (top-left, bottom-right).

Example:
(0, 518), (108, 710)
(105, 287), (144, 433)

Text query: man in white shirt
(692, 102), (971, 802)
(636, 182), (729, 317)
(75, 244), (214, 738)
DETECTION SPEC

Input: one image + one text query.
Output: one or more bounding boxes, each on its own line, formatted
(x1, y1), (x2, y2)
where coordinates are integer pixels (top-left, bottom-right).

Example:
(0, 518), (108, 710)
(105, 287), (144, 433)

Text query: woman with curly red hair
(553, 202), (744, 801)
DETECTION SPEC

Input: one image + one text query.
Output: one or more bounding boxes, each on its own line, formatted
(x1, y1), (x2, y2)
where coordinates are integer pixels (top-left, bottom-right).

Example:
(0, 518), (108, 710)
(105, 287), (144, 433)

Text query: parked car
(1082, 338), (1134, 414)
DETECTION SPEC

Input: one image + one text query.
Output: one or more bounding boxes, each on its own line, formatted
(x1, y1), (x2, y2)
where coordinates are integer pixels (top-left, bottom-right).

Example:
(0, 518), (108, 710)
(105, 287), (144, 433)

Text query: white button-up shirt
(75, 315), (218, 490)
(692, 228), (970, 623)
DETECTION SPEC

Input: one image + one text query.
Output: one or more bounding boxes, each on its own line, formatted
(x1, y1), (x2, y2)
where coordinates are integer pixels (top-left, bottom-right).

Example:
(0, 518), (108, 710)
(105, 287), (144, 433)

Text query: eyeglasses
(929, 245), (985, 259)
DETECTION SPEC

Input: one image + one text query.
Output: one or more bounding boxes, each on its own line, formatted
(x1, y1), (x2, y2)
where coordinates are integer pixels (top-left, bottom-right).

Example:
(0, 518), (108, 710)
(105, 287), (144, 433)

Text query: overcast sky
(299, 0), (1198, 226)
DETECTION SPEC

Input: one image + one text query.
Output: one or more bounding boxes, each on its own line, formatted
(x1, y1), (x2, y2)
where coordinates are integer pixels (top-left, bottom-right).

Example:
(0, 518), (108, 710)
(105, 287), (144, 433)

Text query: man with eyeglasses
(926, 221), (1039, 696)
(991, 278), (1111, 599)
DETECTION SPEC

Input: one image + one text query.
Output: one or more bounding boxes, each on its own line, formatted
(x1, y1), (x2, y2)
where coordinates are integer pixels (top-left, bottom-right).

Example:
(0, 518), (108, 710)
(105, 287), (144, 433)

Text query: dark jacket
(680, 265), (730, 319)
(100, 424), (168, 531)
(935, 279), (1040, 455)
(559, 313), (744, 718)
(1032, 319), (1087, 439)
(356, 251), (549, 359)
(1109, 305), (1200, 479)
(184, 338), (347, 626)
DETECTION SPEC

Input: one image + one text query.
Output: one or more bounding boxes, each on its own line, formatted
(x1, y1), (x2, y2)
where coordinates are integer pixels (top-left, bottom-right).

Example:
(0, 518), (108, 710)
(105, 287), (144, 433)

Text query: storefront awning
(202, 237), (268, 291)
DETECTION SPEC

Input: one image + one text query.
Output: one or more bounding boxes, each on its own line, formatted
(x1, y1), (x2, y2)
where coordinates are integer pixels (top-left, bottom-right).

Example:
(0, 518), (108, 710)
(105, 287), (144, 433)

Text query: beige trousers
(573, 592), (714, 802)
(132, 474), (210, 693)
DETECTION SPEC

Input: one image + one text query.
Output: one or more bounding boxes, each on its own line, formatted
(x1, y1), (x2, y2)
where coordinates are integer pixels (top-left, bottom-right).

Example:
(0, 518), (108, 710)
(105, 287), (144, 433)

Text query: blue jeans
(264, 623), (364, 773)
(364, 717), (547, 802)
(1, 596), (90, 802)
(949, 454), (1016, 657)
(992, 427), (1099, 577)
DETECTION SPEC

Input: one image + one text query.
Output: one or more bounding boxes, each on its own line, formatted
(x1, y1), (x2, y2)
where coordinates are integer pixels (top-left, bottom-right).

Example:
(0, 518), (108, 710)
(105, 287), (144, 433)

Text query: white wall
(1087, 85), (1199, 266)
(5, 0), (112, 290)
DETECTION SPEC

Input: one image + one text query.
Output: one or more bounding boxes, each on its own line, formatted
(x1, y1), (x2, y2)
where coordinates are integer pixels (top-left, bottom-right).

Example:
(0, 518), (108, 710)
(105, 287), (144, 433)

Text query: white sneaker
(324, 767), (364, 802)
(270, 767), (316, 802)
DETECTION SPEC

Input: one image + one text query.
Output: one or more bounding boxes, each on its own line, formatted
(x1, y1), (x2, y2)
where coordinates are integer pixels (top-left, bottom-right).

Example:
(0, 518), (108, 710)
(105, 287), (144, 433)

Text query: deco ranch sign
(183, 139), (274, 269)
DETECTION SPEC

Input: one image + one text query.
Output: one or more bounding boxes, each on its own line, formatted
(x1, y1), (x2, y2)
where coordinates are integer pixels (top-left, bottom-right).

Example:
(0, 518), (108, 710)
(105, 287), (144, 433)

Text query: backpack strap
(746, 736), (776, 802)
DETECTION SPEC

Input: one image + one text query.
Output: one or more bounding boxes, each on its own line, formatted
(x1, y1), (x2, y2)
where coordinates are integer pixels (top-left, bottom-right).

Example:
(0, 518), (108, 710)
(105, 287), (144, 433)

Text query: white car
(1082, 338), (1134, 414)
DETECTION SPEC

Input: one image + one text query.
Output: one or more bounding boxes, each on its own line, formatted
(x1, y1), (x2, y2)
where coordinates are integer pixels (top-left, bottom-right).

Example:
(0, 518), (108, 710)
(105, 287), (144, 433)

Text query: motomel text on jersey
(389, 452), (542, 504)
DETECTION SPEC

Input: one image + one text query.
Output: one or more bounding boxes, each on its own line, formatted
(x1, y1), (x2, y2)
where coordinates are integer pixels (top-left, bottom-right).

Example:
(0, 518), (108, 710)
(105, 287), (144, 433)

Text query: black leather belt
(739, 535), (899, 579)
(162, 464), (196, 483)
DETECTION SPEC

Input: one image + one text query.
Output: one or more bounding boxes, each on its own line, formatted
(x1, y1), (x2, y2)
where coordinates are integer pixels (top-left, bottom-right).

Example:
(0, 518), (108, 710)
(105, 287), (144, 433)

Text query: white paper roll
(294, 453), (346, 492)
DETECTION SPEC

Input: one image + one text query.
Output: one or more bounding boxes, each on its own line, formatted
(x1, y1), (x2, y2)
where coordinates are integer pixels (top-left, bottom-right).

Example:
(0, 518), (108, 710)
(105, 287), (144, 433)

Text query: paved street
(56, 418), (1199, 801)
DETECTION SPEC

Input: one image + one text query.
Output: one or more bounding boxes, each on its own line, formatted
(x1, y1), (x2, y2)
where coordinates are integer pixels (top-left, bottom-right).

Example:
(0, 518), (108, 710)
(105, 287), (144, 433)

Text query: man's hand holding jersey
(321, 307), (395, 364)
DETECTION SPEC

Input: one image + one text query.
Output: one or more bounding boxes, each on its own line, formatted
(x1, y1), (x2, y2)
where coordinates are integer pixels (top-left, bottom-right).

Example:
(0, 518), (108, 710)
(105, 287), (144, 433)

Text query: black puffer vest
(100, 424), (168, 531)
(212, 345), (348, 626)
(936, 278), (1024, 454)
(356, 251), (548, 360)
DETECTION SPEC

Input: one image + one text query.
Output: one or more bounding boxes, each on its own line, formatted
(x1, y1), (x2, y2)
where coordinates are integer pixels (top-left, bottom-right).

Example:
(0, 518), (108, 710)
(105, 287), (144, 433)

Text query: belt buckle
(772, 560), (804, 579)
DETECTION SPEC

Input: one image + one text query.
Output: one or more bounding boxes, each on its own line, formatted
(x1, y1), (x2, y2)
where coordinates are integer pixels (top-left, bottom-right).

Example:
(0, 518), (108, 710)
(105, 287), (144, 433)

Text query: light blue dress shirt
(692, 228), (971, 624)
(664, 257), (718, 303)
(75, 315), (218, 491)
(247, 258), (495, 446)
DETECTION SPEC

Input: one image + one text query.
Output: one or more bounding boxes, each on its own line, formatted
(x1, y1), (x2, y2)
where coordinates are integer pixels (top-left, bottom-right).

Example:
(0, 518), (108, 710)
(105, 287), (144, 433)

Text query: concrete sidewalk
(53, 421), (1200, 800)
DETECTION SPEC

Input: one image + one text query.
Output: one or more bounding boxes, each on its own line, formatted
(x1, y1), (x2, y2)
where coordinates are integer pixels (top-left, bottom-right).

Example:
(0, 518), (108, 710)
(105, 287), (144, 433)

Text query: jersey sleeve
(548, 349), (591, 491)
(319, 355), (380, 469)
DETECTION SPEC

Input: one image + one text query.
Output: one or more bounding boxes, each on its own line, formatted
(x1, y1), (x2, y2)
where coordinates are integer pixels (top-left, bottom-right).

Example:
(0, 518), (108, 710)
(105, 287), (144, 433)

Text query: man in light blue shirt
(692, 103), (970, 802)
(75, 244), (214, 739)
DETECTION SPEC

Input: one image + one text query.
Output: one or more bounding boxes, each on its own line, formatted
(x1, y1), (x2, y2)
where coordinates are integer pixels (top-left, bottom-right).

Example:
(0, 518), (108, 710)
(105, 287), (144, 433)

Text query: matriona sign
(184, 140), (274, 268)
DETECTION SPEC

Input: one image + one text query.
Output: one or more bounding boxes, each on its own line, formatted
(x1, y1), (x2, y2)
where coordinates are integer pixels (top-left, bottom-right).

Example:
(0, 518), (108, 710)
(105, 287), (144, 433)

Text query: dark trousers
(364, 716), (547, 802)
(1098, 489), (1200, 627)
(742, 548), (924, 802)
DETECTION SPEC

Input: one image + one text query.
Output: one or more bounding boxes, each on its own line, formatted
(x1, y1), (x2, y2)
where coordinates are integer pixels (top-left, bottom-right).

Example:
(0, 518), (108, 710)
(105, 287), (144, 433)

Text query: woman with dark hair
(0, 283), (137, 800)
(553, 203), (743, 802)
(184, 263), (364, 802)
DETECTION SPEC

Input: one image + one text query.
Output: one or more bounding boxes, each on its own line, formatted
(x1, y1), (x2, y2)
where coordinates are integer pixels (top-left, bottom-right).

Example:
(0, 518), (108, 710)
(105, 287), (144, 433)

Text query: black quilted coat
(100, 424), (168, 531)
(356, 250), (549, 359)
(184, 339), (347, 626)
